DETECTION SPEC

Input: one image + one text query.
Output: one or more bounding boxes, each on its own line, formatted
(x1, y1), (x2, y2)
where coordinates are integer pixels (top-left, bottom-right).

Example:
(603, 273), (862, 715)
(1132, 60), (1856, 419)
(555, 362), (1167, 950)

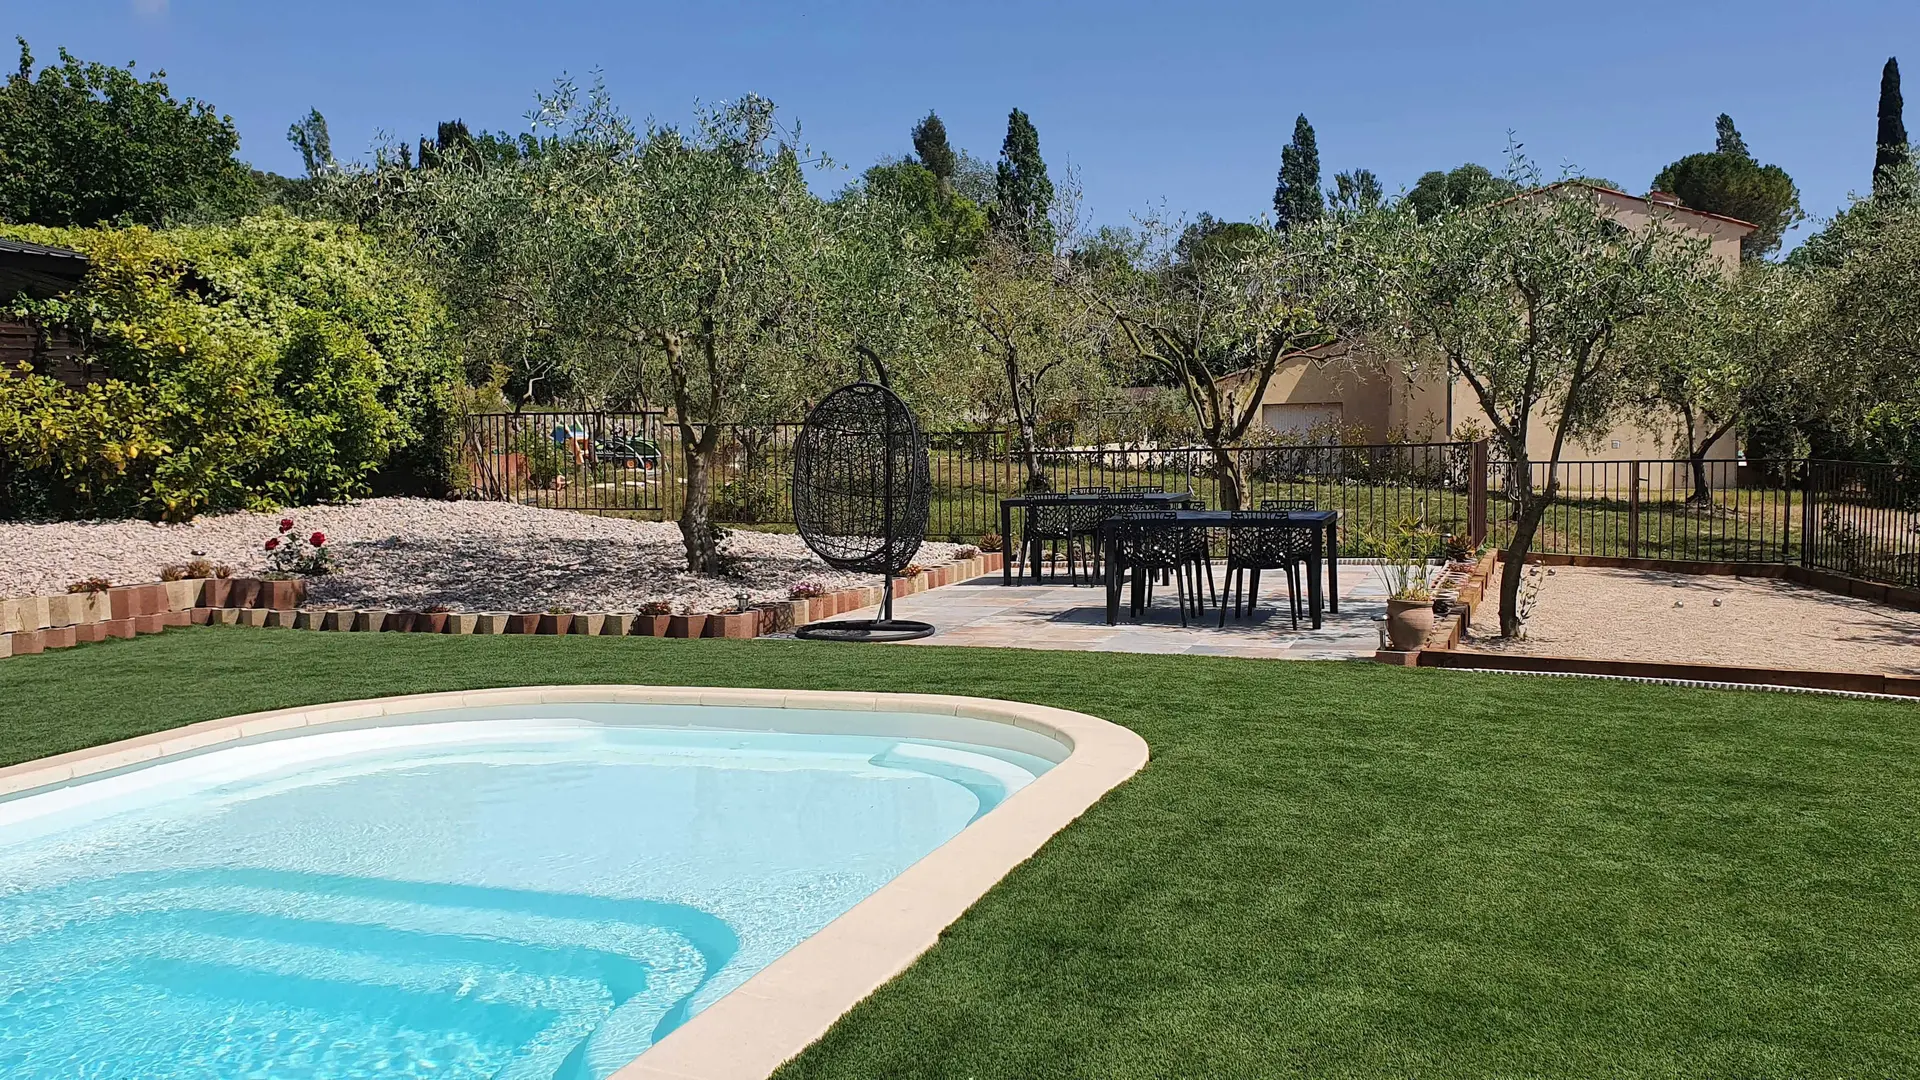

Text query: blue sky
(11, 1), (1917, 247)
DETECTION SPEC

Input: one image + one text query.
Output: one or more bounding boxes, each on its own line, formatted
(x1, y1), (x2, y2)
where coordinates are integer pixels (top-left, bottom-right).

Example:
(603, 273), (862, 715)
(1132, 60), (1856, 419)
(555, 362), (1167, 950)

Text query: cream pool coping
(0, 683), (1150, 1080)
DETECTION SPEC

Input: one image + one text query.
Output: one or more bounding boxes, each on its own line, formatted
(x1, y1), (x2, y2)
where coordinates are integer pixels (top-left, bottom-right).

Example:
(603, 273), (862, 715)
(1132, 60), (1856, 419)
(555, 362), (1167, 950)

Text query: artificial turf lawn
(3, 628), (1917, 1078)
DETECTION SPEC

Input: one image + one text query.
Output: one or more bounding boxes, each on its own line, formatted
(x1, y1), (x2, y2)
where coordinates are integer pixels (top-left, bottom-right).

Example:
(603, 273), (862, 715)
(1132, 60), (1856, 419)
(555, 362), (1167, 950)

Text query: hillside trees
(0, 39), (259, 226)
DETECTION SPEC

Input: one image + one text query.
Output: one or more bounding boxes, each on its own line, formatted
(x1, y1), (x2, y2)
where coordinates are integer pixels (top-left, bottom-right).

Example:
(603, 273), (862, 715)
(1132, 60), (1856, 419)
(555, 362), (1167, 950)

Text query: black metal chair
(1220, 509), (1308, 629)
(1109, 511), (1210, 626)
(1119, 484), (1165, 495)
(1018, 500), (1087, 585)
(1070, 486), (1112, 495)
(1259, 497), (1317, 512)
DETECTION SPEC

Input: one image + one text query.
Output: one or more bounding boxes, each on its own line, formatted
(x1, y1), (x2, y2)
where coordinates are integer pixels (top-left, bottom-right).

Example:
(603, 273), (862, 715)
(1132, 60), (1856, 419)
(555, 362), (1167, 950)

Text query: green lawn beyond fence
(464, 414), (1918, 582)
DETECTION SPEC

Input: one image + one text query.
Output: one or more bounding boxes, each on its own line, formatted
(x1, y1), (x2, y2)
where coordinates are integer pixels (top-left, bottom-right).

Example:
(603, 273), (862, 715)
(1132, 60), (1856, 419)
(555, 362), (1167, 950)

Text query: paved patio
(839, 564), (1390, 659)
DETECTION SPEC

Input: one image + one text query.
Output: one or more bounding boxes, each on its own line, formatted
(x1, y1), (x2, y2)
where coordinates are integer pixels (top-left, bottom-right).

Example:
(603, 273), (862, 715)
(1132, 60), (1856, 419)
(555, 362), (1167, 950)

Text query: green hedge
(0, 215), (463, 519)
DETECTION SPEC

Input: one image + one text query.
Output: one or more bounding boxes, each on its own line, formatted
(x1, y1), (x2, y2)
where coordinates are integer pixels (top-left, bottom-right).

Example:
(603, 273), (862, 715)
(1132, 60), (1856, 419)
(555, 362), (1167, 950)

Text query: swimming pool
(0, 693), (1091, 1080)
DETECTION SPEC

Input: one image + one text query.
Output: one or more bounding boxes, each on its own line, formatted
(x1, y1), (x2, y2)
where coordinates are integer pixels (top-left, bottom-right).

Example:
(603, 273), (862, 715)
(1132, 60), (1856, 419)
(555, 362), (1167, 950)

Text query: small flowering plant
(263, 516), (334, 576)
(788, 579), (829, 600)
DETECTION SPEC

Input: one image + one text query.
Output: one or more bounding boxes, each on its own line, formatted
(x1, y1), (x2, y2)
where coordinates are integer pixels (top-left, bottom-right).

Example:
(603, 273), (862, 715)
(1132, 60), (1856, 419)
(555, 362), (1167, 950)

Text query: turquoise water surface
(0, 705), (1055, 1079)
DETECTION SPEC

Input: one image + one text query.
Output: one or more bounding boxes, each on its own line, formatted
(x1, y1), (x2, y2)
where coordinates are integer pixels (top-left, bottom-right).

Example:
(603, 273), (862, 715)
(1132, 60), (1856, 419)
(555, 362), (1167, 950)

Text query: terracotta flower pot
(414, 611), (450, 633)
(666, 614), (705, 638)
(1385, 597), (1436, 651)
(256, 579), (307, 609)
(226, 578), (261, 609)
(537, 613), (572, 635)
(704, 612), (757, 639)
(199, 578), (232, 608)
(636, 614), (672, 637)
(505, 613), (540, 634)
(382, 610), (418, 632)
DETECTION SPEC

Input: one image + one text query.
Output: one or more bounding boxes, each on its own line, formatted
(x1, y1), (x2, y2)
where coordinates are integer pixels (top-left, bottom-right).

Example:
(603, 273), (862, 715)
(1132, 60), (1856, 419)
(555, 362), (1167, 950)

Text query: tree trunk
(1210, 443), (1248, 510)
(678, 439), (721, 575)
(1014, 417), (1050, 493)
(1497, 490), (1552, 637)
(1687, 450), (1712, 505)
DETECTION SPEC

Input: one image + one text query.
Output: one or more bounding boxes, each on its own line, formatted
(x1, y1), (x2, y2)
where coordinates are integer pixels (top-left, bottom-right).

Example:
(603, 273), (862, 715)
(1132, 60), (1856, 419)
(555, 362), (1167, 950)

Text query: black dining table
(999, 492), (1200, 586)
(1099, 509), (1341, 629)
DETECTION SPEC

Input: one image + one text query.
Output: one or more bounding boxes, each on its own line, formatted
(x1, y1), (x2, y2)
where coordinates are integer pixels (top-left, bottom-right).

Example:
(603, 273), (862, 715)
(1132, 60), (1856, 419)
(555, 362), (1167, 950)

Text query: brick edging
(1414, 647), (1920, 698)
(2, 554), (1006, 657)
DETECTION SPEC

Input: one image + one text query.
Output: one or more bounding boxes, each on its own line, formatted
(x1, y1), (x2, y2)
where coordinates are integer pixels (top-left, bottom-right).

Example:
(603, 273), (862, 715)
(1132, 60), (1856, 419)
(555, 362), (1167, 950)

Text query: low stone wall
(0, 555), (1006, 658)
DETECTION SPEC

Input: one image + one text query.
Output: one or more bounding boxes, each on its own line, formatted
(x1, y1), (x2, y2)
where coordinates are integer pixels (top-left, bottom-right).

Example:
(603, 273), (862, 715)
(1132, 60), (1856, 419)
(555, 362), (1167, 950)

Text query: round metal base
(794, 619), (936, 643)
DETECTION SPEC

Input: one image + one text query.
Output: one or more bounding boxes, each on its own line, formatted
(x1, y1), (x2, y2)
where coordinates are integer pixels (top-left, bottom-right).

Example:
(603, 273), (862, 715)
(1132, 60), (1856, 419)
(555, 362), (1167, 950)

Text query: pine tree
(1877, 57), (1909, 194)
(1272, 114), (1323, 230)
(1714, 113), (1750, 159)
(994, 108), (1054, 249)
(911, 111), (956, 187)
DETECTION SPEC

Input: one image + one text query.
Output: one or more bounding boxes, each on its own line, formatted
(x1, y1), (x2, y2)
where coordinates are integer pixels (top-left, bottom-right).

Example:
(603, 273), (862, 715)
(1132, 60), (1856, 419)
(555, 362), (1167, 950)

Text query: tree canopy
(1272, 115), (1323, 230)
(993, 108), (1054, 250)
(1877, 57), (1909, 194)
(910, 111), (956, 186)
(0, 39), (258, 227)
(1403, 164), (1517, 221)
(1652, 114), (1803, 260)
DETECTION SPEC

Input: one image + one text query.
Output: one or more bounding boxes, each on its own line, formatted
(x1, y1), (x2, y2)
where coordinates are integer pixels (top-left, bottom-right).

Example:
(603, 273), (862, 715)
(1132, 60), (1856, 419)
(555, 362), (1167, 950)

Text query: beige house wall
(1235, 185), (1752, 488)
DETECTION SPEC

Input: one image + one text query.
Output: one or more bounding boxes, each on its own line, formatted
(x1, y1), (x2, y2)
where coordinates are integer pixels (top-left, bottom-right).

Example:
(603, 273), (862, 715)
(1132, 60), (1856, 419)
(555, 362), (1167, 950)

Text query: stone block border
(0, 554), (1005, 661)
(1375, 549), (1920, 697)
(0, 681), (1146, 1080)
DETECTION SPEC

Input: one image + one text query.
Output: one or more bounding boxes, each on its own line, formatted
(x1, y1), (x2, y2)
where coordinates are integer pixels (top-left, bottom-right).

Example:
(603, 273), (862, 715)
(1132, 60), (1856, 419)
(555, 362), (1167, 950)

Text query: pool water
(0, 704), (1056, 1079)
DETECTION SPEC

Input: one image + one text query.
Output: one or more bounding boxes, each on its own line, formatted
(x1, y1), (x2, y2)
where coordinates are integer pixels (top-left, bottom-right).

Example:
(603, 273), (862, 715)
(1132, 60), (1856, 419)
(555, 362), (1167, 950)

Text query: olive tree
(1091, 213), (1343, 510)
(1354, 161), (1723, 635)
(1622, 265), (1815, 501)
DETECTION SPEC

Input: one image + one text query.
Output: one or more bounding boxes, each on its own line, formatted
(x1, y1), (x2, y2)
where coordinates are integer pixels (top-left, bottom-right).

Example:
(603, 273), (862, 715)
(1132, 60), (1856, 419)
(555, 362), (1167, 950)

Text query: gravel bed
(1465, 565), (1920, 675)
(0, 499), (963, 614)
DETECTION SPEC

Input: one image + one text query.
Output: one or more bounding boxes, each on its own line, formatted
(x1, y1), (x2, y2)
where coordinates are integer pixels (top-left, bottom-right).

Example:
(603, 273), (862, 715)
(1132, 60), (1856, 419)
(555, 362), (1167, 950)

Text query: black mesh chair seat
(1221, 509), (1309, 628)
(1108, 511), (1209, 626)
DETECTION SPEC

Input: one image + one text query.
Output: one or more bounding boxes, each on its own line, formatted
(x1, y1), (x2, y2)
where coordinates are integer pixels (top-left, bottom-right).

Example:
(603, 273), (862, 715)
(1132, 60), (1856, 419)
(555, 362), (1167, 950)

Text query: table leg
(1000, 502), (1013, 585)
(1306, 537), (1325, 630)
(1105, 533), (1120, 625)
(1326, 520), (1340, 613)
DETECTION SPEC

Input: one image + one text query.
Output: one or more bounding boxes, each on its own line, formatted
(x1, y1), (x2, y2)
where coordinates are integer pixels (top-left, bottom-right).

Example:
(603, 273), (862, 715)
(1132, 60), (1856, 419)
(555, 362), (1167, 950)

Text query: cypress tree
(1714, 113), (1750, 159)
(1877, 57), (1909, 193)
(994, 108), (1054, 249)
(911, 111), (956, 186)
(1272, 114), (1323, 230)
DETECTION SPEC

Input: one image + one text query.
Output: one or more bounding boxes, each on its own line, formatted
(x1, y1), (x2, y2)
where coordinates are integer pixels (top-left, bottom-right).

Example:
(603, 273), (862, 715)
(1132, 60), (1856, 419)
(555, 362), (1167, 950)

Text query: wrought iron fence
(1486, 458), (1803, 564)
(1804, 459), (1920, 587)
(462, 413), (1920, 589)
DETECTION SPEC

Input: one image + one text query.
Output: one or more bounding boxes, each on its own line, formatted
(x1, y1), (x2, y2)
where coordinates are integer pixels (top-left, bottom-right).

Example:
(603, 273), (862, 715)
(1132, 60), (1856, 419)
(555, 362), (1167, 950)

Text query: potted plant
(667, 602), (706, 639)
(636, 600), (674, 637)
(256, 519), (330, 607)
(414, 604), (453, 634)
(1375, 517), (1439, 651)
(538, 606), (573, 635)
(198, 563), (233, 608)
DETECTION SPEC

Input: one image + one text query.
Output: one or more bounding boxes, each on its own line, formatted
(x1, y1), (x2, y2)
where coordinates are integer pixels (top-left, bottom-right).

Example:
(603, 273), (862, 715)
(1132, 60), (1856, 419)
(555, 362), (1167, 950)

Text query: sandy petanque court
(1467, 565), (1920, 676)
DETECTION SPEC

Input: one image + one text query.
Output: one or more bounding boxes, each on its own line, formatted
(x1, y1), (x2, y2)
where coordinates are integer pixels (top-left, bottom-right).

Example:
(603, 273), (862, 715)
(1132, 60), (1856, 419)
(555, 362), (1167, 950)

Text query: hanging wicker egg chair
(791, 380), (935, 641)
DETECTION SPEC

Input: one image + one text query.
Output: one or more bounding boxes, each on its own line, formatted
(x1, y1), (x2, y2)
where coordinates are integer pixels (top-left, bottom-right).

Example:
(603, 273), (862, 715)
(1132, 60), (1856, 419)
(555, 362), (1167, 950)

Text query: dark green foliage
(1877, 58), (1909, 194)
(287, 108), (334, 178)
(0, 38), (256, 227)
(1653, 114), (1803, 260)
(910, 111), (956, 185)
(992, 108), (1054, 250)
(1403, 163), (1518, 221)
(1174, 212), (1264, 267)
(7, 633), (1920, 1080)
(1331, 168), (1383, 212)
(857, 159), (987, 261)
(1272, 114), (1323, 230)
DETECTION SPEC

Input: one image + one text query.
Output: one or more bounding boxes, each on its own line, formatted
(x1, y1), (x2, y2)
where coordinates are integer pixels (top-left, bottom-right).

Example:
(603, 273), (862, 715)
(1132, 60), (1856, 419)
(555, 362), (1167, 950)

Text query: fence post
(1800, 458), (1815, 568)
(1627, 462), (1641, 559)
(1469, 439), (1489, 547)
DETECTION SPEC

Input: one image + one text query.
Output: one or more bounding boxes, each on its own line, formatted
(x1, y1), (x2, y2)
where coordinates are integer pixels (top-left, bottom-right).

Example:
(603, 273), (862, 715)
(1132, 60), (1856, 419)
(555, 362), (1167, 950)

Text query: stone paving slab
(840, 569), (1385, 660)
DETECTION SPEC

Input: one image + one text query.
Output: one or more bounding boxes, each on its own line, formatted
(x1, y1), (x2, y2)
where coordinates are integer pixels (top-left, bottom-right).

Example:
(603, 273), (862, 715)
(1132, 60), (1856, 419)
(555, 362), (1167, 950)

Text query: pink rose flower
(265, 538), (280, 551)
(279, 518), (294, 532)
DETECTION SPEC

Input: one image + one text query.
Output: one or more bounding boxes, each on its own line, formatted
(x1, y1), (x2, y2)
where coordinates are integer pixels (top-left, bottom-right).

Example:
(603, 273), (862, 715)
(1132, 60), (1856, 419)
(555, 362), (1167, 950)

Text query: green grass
(4, 629), (1917, 1078)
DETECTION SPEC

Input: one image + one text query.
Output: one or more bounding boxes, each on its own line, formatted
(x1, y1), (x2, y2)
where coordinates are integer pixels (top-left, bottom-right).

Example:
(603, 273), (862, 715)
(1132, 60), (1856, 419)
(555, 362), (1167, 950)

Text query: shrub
(0, 215), (461, 519)
(978, 531), (1004, 553)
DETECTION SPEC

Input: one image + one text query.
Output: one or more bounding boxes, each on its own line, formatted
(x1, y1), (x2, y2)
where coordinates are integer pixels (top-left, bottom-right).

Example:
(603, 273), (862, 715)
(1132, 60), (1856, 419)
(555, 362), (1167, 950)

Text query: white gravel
(0, 499), (962, 614)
